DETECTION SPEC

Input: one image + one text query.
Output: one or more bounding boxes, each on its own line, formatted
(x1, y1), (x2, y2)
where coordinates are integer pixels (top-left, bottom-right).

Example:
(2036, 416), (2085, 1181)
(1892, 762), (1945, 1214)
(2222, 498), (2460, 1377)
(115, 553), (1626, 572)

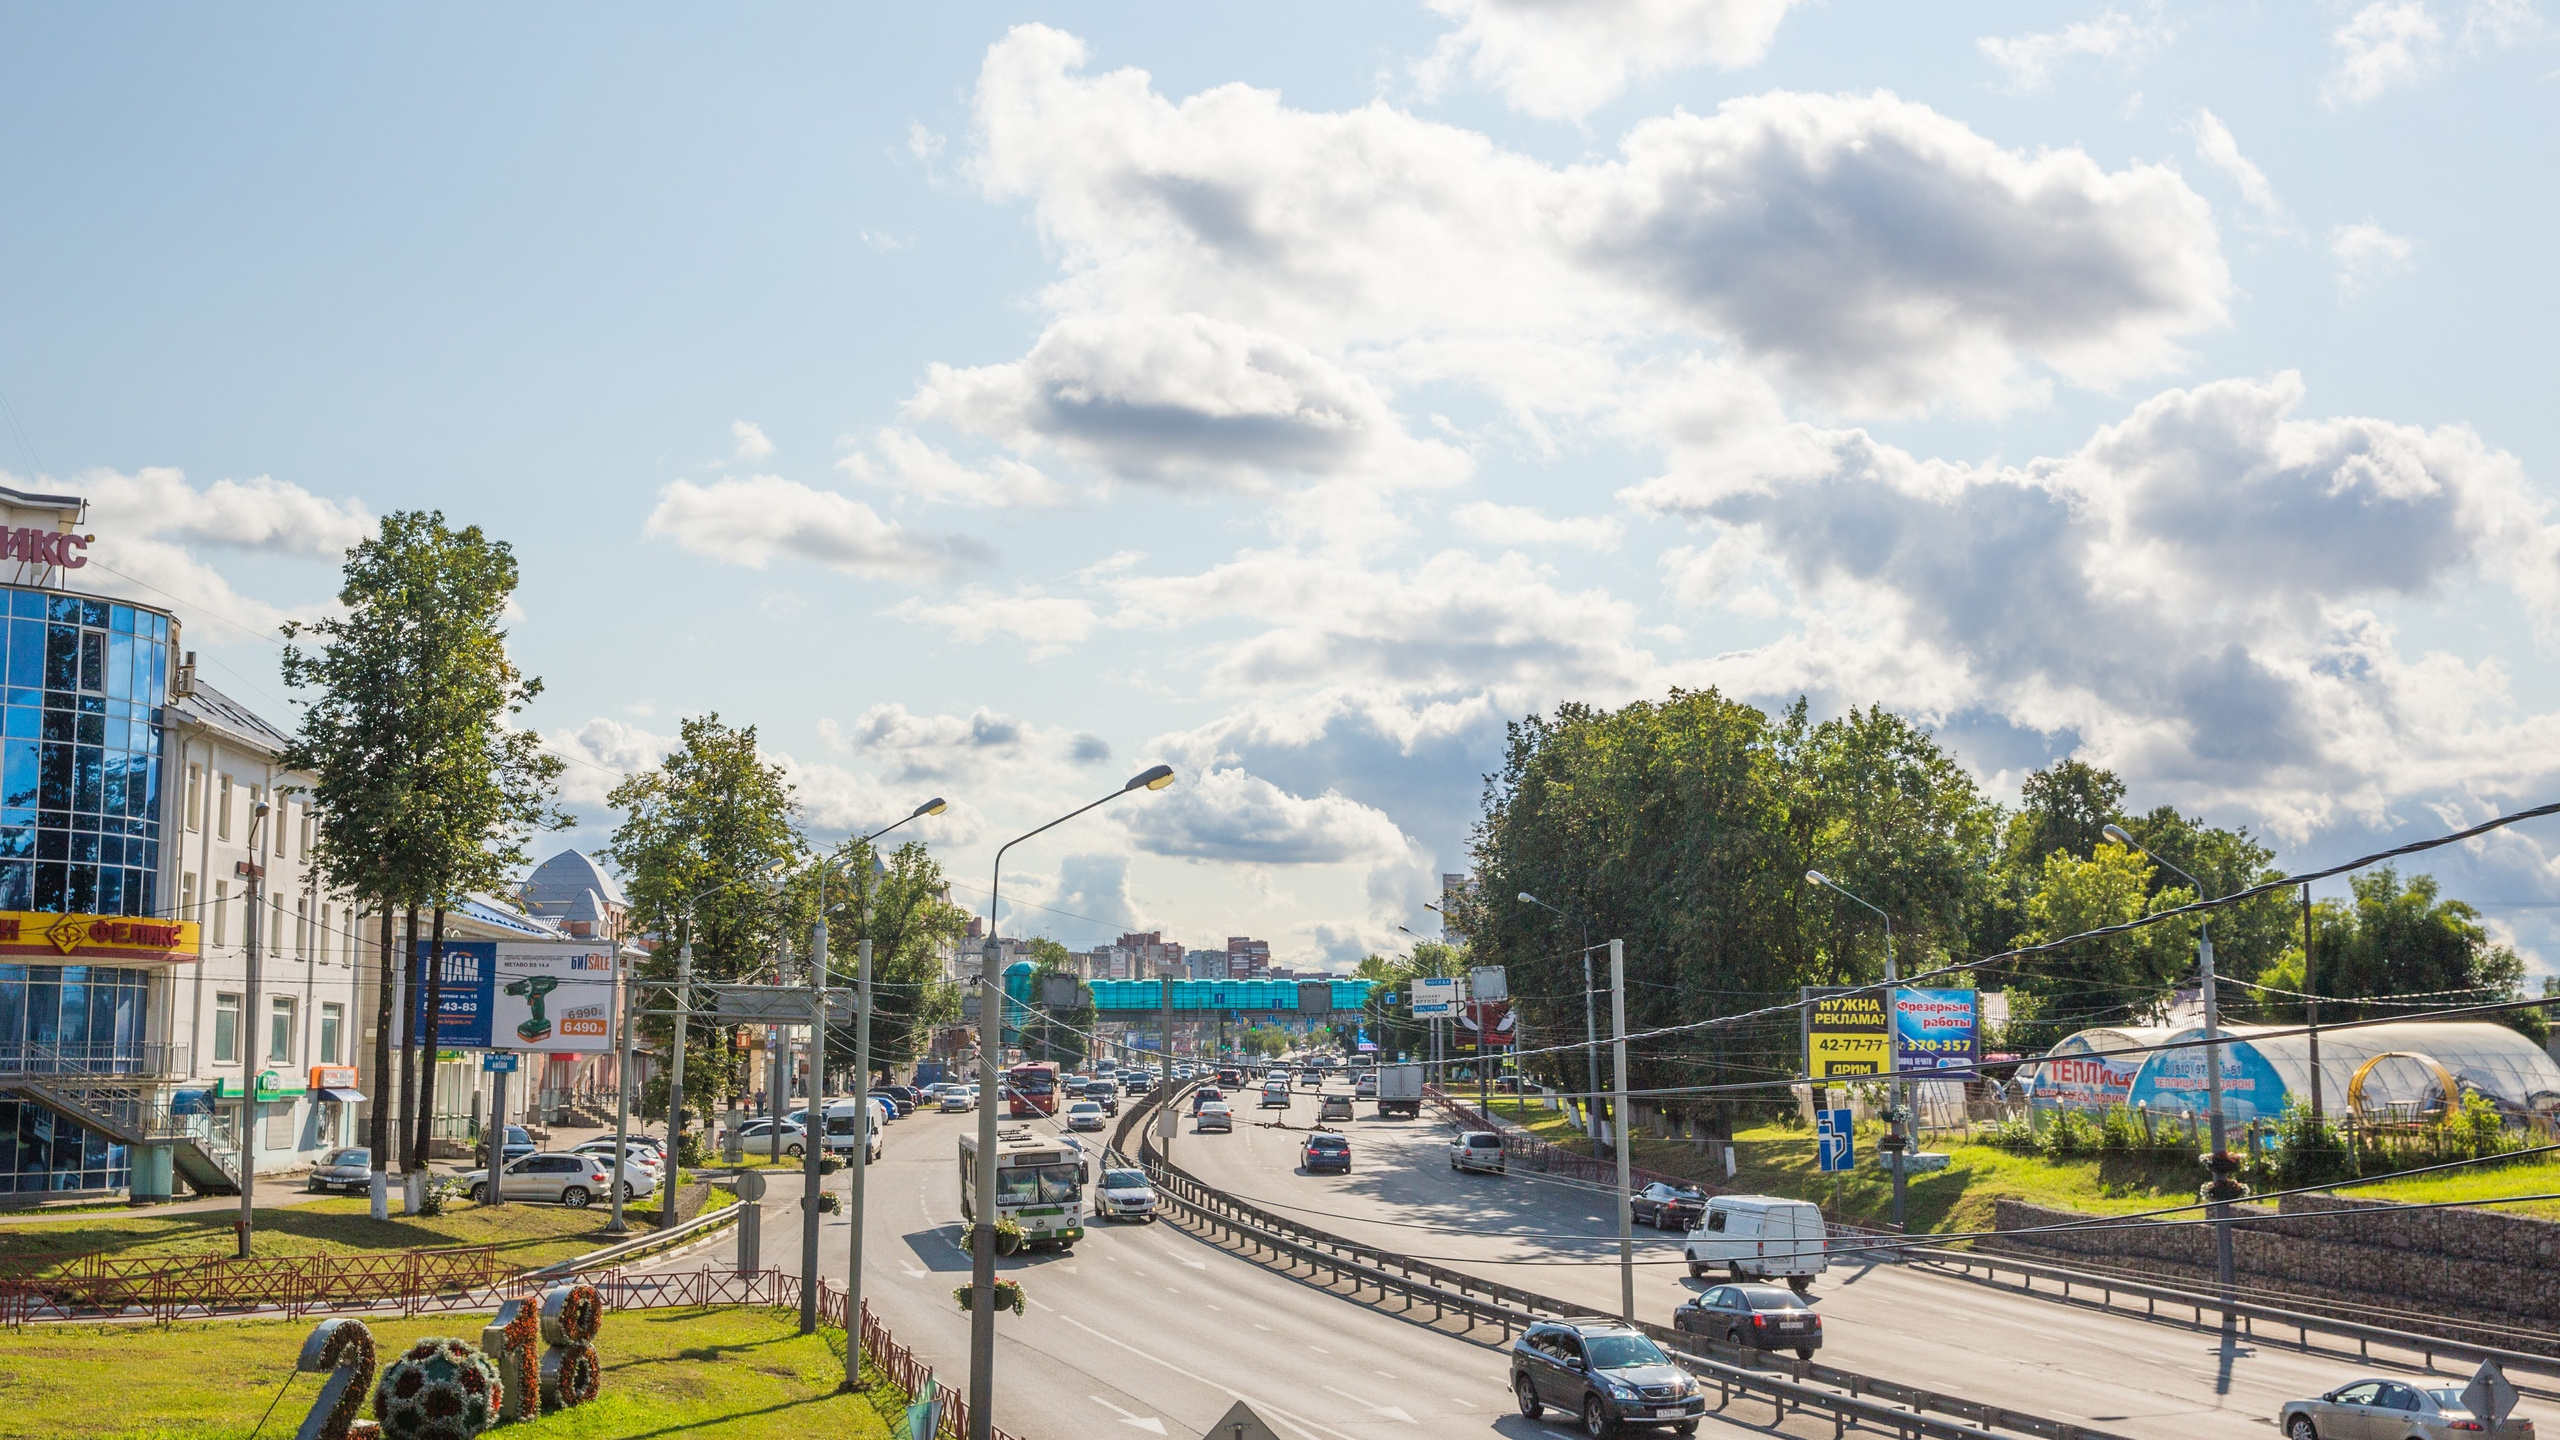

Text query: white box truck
(1374, 1063), (1425, 1118)
(1683, 1194), (1828, 1291)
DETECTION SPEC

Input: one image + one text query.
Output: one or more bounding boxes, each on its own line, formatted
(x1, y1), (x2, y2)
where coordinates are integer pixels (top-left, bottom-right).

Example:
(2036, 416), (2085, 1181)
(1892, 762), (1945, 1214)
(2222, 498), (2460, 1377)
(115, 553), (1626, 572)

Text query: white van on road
(1683, 1195), (1827, 1291)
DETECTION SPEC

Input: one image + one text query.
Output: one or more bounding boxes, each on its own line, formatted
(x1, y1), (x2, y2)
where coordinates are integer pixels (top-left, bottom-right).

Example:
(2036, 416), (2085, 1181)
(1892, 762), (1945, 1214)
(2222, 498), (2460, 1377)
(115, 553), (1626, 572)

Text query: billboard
(1889, 989), (1978, 1079)
(1802, 986), (1888, 1079)
(1410, 976), (1458, 1017)
(1457, 1000), (1514, 1051)
(411, 941), (497, 1050)
(410, 939), (617, 1053)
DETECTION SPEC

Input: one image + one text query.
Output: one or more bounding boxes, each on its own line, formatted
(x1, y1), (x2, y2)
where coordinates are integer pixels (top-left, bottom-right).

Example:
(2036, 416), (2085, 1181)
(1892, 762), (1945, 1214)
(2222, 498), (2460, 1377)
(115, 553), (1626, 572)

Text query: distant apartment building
(1186, 947), (1230, 980)
(1226, 936), (1270, 979)
(1117, 931), (1184, 981)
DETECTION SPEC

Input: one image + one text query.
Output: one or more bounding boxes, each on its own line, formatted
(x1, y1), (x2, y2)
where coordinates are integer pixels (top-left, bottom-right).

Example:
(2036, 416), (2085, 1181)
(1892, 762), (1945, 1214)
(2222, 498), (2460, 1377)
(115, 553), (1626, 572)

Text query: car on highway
(1065, 1100), (1108, 1132)
(1215, 1067), (1241, 1087)
(1121, 1071), (1153, 1094)
(1086, 1082), (1120, 1115)
(2281, 1380), (2535, 1440)
(1096, 1167), (1157, 1222)
(1674, 1284), (1823, 1360)
(1354, 1073), (1378, 1098)
(1450, 1130), (1506, 1174)
(1316, 1093), (1355, 1123)
(1196, 1101), (1234, 1133)
(941, 1086), (978, 1111)
(1301, 1134), (1351, 1173)
(1260, 1082), (1292, 1109)
(1297, 1068), (1324, 1088)
(461, 1151), (628, 1208)
(1513, 1320), (1703, 1436)
(1685, 1195), (1826, 1290)
(1191, 1086), (1227, 1114)
(305, 1146), (375, 1194)
(1632, 1182), (1708, 1231)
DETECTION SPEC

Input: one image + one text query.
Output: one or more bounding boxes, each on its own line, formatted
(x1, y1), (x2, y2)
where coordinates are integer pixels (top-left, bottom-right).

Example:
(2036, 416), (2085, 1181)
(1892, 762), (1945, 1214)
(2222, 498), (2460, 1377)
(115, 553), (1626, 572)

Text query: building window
(216, 774), (233, 841)
(295, 898), (308, 957)
(319, 1002), (342, 1064)
(270, 894), (283, 953)
(214, 993), (240, 1063)
(180, 872), (197, 924)
(212, 881), (228, 947)
(268, 996), (294, 1064)
(186, 764), (204, 832)
(300, 811), (314, 855)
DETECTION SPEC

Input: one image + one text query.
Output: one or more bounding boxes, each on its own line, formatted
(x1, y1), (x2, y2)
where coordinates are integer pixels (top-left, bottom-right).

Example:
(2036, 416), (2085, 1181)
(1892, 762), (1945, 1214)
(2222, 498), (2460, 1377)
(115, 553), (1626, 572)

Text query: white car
(1096, 1166), (1156, 1221)
(1196, 1101), (1234, 1133)
(724, 1117), (807, 1156)
(568, 1139), (664, 1192)
(940, 1087), (978, 1112)
(1064, 1100), (1108, 1132)
(460, 1152), (630, 1207)
(1450, 1131), (1506, 1173)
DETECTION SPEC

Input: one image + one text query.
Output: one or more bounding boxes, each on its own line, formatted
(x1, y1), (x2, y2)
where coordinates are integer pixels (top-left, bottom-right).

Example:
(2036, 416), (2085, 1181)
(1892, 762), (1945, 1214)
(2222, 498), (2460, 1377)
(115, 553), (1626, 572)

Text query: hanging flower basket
(959, 1217), (1026, 1256)
(814, 1191), (841, 1214)
(952, 1279), (1026, 1316)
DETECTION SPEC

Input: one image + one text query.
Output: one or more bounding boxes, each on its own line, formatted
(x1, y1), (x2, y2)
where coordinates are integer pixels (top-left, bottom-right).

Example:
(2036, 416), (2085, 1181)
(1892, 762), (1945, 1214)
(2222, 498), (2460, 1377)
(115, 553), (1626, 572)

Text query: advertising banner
(410, 941), (497, 1050)
(1801, 987), (1889, 1079)
(1456, 1000), (1514, 1051)
(1889, 988), (1979, 1079)
(494, 942), (616, 1051)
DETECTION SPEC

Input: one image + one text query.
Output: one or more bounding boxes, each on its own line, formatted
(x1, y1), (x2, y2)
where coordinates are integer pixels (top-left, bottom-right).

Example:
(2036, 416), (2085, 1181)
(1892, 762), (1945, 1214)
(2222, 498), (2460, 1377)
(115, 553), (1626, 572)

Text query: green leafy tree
(807, 837), (973, 1079)
(605, 715), (806, 1133)
(1015, 938), (1095, 1066)
(2004, 841), (2198, 1048)
(2254, 867), (2544, 1041)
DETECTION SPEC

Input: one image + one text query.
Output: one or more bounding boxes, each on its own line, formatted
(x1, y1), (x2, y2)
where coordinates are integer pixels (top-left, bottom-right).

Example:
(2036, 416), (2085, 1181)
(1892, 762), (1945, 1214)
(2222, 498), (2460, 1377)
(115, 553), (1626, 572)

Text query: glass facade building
(0, 583), (172, 1194)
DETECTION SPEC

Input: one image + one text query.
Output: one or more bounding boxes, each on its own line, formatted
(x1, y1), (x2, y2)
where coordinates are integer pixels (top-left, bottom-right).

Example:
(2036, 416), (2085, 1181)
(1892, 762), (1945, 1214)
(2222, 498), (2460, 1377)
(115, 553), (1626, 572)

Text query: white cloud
(891, 586), (1099, 658)
(910, 312), (1470, 492)
(1121, 764), (1418, 866)
(2326, 1), (2447, 103)
(1979, 8), (2172, 92)
(1414, 0), (1802, 120)
(731, 420), (775, 462)
(963, 29), (2228, 423)
(643, 475), (988, 580)
(2187, 109), (2291, 233)
(2331, 220), (2418, 294)
(840, 428), (1070, 508)
(541, 717), (678, 810)
(1452, 501), (1624, 551)
(78, 465), (372, 558)
(825, 703), (1035, 783)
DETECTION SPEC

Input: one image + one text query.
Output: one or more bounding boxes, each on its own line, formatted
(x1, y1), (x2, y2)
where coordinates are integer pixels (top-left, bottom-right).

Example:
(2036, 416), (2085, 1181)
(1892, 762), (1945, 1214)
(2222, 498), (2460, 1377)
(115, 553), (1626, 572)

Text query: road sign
(1411, 976), (1458, 1017)
(1205, 1400), (1284, 1440)
(1816, 1107), (1855, 1172)
(1468, 966), (1507, 1002)
(710, 985), (850, 1024)
(1802, 986), (1888, 1079)
(481, 1052), (519, 1073)
(2463, 1360), (2517, 1428)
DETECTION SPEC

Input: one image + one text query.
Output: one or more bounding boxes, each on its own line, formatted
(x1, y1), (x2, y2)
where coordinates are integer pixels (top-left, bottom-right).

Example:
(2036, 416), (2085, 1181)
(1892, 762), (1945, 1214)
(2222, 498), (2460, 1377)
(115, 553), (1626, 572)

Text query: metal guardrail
(1924, 1249), (2560, 1380)
(526, 1193), (742, 1279)
(1119, 1082), (2131, 1440)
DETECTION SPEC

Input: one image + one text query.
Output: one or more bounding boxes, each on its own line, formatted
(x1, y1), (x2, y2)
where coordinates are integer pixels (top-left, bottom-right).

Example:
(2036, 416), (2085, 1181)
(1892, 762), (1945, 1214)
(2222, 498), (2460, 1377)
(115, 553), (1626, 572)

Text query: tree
(605, 715), (806, 1132)
(2003, 841), (2198, 1049)
(2254, 868), (2544, 1042)
(808, 837), (973, 1079)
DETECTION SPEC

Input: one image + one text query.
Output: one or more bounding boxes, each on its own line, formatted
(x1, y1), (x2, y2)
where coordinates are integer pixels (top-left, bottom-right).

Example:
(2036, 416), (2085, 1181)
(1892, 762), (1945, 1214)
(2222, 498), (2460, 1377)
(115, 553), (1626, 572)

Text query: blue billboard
(1889, 988), (1978, 1079)
(409, 941), (497, 1050)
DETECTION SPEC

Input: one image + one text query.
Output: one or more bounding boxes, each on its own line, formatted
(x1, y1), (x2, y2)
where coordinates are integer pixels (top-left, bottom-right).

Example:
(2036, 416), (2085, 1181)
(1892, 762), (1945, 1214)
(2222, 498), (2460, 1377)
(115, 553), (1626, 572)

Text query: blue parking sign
(1816, 1107), (1855, 1172)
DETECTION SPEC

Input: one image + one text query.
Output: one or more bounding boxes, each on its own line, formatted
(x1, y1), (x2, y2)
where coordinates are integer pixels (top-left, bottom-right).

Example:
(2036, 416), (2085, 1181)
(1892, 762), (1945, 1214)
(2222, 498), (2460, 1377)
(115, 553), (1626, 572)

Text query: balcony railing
(0, 1041), (190, 1079)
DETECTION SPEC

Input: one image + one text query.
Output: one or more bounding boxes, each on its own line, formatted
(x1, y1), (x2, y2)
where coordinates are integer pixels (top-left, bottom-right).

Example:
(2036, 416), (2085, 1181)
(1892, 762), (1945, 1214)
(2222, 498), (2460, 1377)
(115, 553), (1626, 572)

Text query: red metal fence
(0, 1245), (510, 1324)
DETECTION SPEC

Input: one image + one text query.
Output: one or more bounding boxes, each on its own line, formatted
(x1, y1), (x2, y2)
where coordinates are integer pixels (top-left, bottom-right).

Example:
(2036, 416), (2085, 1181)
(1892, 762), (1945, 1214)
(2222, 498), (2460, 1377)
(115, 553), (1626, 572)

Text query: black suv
(1512, 1321), (1702, 1436)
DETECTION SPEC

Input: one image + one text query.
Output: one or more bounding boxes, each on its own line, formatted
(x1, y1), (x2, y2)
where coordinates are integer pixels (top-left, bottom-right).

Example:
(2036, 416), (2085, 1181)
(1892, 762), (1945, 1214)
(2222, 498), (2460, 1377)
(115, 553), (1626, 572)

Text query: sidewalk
(0, 1172), (332, 1224)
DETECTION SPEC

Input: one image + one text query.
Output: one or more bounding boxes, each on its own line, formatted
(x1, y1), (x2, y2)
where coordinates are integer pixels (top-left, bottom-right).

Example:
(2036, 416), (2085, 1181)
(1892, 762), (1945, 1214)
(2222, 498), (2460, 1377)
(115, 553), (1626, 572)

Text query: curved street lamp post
(1805, 870), (1908, 1235)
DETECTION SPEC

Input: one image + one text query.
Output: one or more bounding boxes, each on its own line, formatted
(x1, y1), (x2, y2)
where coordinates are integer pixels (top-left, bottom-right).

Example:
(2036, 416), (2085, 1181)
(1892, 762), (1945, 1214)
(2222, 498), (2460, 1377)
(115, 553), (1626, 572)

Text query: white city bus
(957, 1124), (1087, 1249)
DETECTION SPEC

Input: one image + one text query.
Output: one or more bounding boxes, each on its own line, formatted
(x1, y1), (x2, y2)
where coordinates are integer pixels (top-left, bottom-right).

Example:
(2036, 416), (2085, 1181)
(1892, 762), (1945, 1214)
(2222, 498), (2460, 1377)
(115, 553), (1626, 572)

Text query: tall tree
(605, 715), (806, 1134)
(2002, 841), (2199, 1048)
(2253, 868), (2544, 1041)
(809, 837), (972, 1078)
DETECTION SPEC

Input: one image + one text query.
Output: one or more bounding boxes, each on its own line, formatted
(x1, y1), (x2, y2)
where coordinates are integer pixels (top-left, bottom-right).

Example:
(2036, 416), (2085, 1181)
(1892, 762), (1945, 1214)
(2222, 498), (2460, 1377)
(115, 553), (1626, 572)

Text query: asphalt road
(1169, 1084), (2466, 1440)
(631, 1103), (1838, 1440)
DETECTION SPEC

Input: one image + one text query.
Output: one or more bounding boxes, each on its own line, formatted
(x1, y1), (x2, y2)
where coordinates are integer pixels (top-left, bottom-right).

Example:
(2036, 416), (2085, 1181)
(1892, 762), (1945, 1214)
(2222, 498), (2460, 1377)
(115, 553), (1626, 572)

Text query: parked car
(1684, 1196), (1826, 1290)
(1512, 1320), (1703, 1436)
(1301, 1134), (1352, 1173)
(822, 1100), (885, 1160)
(879, 1086), (921, 1115)
(1065, 1100), (1108, 1132)
(461, 1152), (625, 1208)
(1674, 1284), (1823, 1360)
(2282, 1380), (2536, 1440)
(1260, 1083), (1293, 1109)
(1450, 1131), (1506, 1174)
(305, 1147), (374, 1194)
(728, 1117), (808, 1157)
(1632, 1182), (1708, 1231)
(1097, 1167), (1157, 1222)
(569, 1138), (665, 1191)
(940, 1087), (977, 1112)
(1316, 1093), (1355, 1123)
(499, 1125), (536, 1166)
(1196, 1101), (1234, 1133)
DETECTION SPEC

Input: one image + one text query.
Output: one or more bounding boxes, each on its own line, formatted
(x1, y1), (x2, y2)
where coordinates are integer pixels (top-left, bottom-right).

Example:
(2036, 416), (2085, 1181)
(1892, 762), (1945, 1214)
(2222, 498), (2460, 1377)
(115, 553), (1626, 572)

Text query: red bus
(1008, 1062), (1061, 1117)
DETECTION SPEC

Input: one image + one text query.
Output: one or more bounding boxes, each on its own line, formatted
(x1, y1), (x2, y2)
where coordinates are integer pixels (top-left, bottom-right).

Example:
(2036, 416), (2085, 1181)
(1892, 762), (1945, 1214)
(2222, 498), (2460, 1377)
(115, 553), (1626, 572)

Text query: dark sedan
(1301, 1134), (1352, 1173)
(1633, 1181), (1708, 1231)
(305, 1146), (374, 1194)
(1674, 1284), (1823, 1360)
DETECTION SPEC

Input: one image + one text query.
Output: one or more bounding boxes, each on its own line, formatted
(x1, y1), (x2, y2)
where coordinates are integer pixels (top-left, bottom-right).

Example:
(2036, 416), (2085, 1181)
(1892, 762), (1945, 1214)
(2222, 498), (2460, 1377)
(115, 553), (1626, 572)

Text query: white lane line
(1253, 1323), (1273, 1331)
(1049, 1310), (1366, 1440)
(1374, 1370), (1398, 1380)
(1090, 1395), (1169, 1434)
(1308, 1345), (1329, 1353)
(1319, 1384), (1415, 1424)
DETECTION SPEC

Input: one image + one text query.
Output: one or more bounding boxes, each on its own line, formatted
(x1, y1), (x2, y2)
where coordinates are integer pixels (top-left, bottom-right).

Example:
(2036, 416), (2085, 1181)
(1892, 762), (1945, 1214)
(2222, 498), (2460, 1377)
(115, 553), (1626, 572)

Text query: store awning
(313, 1087), (368, 1104)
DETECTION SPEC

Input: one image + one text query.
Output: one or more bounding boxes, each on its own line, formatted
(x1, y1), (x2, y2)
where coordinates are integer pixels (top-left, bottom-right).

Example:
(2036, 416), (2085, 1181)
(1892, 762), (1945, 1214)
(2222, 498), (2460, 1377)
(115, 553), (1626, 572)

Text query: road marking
(1374, 1371), (1397, 1380)
(1181, 1258), (1206, 1269)
(1308, 1345), (1330, 1353)
(901, 1266), (927, 1278)
(1032, 1298), (1055, 1312)
(1253, 1323), (1273, 1331)
(1090, 1396), (1169, 1434)
(1320, 1384), (1415, 1424)
(1050, 1310), (1365, 1440)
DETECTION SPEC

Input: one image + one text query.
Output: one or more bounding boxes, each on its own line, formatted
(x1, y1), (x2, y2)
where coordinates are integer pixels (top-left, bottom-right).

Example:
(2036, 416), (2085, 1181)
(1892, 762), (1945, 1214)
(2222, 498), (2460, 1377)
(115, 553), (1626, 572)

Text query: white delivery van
(821, 1098), (886, 1161)
(1683, 1194), (1827, 1291)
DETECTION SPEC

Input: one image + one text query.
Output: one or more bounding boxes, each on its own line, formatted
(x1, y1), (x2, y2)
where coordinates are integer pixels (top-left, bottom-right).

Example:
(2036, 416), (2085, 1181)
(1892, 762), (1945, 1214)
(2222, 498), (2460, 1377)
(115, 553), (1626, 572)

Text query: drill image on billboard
(1802, 987), (1888, 1079)
(492, 943), (616, 1052)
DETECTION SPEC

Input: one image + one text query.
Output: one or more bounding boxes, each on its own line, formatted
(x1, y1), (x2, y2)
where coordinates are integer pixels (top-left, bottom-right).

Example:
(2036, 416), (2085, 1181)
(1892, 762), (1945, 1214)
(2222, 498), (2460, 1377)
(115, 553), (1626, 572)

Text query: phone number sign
(1890, 989), (1979, 1079)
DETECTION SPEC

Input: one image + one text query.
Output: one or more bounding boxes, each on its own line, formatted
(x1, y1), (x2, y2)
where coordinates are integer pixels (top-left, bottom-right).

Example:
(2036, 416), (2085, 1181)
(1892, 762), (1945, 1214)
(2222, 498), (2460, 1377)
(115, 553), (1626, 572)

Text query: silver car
(459, 1151), (626, 1207)
(2282, 1379), (2536, 1440)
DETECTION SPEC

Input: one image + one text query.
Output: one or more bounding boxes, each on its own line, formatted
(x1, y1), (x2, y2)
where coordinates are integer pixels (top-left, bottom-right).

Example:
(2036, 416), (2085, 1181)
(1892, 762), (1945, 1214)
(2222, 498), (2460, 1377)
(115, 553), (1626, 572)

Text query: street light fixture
(1804, 870), (1909, 1235)
(2102, 822), (2239, 1321)
(969, 765), (1175, 1440)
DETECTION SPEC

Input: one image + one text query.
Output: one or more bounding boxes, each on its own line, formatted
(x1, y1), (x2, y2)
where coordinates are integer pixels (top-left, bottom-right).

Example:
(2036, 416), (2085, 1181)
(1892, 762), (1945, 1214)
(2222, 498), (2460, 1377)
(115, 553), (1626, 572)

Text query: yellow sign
(0, 911), (200, 963)
(1804, 987), (1890, 1079)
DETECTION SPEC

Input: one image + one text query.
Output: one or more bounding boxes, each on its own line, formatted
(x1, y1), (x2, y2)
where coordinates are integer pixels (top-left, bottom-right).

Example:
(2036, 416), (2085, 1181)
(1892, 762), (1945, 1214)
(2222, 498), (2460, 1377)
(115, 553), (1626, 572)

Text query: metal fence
(0, 1245), (511, 1324)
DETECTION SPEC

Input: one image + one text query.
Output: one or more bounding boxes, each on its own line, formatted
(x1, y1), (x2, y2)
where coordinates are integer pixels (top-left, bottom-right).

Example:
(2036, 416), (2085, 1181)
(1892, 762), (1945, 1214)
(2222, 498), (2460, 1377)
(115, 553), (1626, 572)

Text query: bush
(675, 1129), (710, 1168)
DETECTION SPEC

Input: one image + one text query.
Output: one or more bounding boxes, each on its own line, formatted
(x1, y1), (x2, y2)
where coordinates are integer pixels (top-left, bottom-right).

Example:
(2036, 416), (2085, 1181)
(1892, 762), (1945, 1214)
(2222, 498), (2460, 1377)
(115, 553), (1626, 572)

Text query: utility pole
(2303, 884), (2323, 1121)
(234, 802), (269, 1258)
(1609, 939), (1633, 1324)
(661, 938), (693, 1232)
(844, 938), (871, 1390)
(606, 936), (637, 1236)
(969, 946), (1002, 1440)
(800, 903), (827, 1335)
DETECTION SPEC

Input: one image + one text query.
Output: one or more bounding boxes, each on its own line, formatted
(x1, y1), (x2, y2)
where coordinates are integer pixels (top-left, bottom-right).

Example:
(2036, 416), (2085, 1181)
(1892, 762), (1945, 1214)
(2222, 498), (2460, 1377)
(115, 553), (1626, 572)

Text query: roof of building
(171, 678), (295, 757)
(522, 849), (627, 925)
(456, 892), (558, 939)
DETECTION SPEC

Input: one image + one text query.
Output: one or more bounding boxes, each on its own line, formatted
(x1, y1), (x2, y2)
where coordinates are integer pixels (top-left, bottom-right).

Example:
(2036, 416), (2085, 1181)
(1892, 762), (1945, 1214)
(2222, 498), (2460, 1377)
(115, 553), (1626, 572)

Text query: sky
(4, 2), (2558, 977)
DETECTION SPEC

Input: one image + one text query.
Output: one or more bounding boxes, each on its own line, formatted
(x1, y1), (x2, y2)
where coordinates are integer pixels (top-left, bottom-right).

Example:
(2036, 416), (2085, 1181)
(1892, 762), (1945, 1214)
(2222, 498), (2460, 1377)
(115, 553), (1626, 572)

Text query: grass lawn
(0, 1187), (736, 1276)
(1477, 1096), (2560, 1230)
(0, 1304), (905, 1440)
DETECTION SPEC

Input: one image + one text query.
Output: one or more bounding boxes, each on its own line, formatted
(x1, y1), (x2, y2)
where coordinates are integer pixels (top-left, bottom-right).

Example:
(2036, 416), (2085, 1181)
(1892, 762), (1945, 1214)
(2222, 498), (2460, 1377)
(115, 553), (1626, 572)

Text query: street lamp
(969, 765), (1174, 1440)
(1805, 870), (1909, 1235)
(1516, 892), (1603, 1158)
(2102, 823), (2238, 1320)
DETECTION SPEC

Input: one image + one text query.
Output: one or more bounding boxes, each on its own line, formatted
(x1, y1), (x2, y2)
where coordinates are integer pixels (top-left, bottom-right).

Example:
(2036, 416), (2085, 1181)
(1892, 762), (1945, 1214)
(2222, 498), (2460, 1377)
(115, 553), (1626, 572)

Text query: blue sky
(6, 2), (2558, 975)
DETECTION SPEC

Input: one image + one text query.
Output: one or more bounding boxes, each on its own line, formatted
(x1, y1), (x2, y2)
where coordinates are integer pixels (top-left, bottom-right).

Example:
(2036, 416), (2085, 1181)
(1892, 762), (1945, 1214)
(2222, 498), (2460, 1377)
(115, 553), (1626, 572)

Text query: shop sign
(309, 1065), (357, 1091)
(0, 910), (199, 962)
(214, 1069), (304, 1101)
(3, 527), (90, 568)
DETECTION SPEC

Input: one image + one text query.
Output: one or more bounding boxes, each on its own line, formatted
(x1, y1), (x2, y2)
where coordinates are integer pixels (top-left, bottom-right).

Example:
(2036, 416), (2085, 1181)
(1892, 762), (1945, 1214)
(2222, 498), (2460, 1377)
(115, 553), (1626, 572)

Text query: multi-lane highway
(1169, 1083), (2442, 1440)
